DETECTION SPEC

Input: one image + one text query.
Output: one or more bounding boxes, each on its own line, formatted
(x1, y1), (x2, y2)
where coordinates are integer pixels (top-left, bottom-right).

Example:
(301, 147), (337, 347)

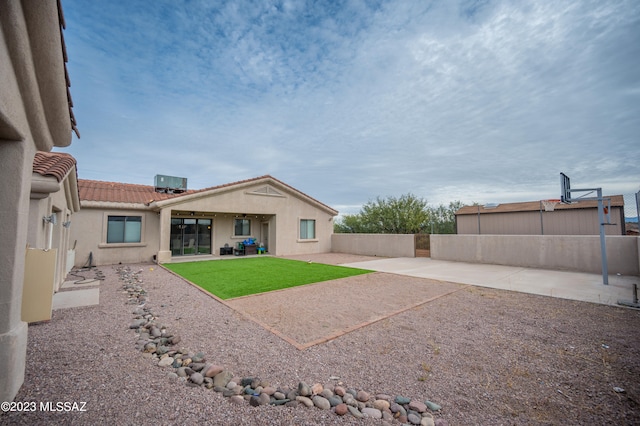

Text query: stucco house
(72, 175), (338, 266)
(28, 152), (81, 290)
(1, 1), (77, 402)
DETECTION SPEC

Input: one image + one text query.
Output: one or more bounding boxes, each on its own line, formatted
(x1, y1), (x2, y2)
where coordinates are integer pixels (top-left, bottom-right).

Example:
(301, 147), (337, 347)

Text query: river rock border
(120, 266), (448, 426)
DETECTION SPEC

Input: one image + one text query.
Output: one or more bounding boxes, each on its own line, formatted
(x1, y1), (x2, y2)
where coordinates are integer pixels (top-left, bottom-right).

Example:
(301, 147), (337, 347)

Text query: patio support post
(156, 208), (172, 263)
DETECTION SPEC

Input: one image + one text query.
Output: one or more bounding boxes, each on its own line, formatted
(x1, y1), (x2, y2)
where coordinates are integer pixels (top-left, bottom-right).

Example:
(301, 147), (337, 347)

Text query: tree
(333, 213), (369, 233)
(334, 196), (466, 234)
(334, 193), (430, 234)
(427, 200), (464, 234)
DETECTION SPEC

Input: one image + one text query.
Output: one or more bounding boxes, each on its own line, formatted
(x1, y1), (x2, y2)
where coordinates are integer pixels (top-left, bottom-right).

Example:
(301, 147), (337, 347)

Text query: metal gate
(415, 234), (430, 257)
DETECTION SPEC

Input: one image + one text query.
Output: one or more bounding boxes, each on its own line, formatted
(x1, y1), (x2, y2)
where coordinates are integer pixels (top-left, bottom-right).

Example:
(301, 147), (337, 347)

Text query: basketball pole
(595, 187), (609, 285)
(560, 173), (609, 285)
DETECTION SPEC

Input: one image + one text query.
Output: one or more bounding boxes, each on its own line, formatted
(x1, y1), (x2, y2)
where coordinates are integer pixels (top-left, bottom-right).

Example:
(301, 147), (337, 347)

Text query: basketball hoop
(541, 199), (561, 212)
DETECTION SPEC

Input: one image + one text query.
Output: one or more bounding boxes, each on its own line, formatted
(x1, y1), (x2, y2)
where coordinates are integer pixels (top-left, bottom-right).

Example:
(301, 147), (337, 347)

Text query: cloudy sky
(57, 0), (640, 214)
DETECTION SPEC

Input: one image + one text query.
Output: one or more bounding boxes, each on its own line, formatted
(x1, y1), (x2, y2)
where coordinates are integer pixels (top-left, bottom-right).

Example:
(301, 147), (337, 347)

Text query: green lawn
(164, 257), (373, 300)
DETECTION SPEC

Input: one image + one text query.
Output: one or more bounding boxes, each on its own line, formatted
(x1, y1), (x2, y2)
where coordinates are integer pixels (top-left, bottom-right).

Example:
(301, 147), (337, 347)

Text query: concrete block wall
(331, 233), (415, 258)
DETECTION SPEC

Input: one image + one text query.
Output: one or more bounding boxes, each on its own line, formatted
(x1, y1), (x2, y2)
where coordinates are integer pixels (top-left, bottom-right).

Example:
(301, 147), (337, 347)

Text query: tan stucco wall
(28, 172), (78, 291)
(0, 1), (71, 151)
(0, 1), (73, 403)
(331, 233), (416, 257)
(71, 208), (161, 267)
(431, 234), (640, 275)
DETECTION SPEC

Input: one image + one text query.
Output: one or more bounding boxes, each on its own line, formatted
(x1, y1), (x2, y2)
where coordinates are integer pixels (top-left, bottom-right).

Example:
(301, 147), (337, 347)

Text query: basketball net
(541, 199), (560, 212)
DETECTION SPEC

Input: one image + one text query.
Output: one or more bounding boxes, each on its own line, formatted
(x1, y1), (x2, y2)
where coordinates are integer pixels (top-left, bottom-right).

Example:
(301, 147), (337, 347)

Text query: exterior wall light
(43, 213), (57, 225)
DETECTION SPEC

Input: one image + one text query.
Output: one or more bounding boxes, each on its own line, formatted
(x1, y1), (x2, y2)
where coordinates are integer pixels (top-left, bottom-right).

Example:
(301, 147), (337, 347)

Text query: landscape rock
(213, 370), (234, 387)
(321, 389), (333, 399)
(189, 362), (206, 372)
(296, 396), (313, 408)
(298, 382), (312, 397)
(425, 400), (442, 411)
(204, 364), (224, 377)
(157, 357), (174, 367)
(129, 319), (146, 329)
(262, 386), (277, 396)
(334, 386), (346, 397)
(373, 399), (390, 411)
(312, 396), (331, 410)
(335, 403), (348, 416)
(356, 390), (370, 402)
(421, 413), (435, 426)
(409, 400), (427, 413)
(408, 412), (422, 425)
(190, 372), (204, 385)
(328, 396), (343, 407)
(390, 403), (407, 416)
(229, 395), (244, 405)
(395, 395), (411, 405)
(362, 407), (382, 419)
(249, 393), (270, 406)
(347, 405), (363, 419)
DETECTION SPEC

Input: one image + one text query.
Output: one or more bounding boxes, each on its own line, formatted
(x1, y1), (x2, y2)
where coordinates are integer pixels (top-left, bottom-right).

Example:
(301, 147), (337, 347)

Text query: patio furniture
(244, 244), (257, 255)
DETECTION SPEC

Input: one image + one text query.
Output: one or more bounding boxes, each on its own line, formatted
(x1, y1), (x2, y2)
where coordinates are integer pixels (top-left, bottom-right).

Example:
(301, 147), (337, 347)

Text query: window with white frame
(107, 216), (142, 243)
(234, 218), (251, 236)
(300, 219), (316, 239)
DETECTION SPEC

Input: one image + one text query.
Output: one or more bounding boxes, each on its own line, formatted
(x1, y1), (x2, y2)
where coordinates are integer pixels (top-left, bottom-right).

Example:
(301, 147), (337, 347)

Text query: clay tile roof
(78, 175), (338, 214)
(33, 151), (77, 182)
(57, 0), (79, 138)
(78, 180), (195, 205)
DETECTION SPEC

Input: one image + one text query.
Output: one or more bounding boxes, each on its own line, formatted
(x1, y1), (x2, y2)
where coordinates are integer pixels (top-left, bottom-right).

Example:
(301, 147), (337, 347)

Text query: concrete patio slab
(52, 288), (100, 310)
(342, 257), (639, 307)
(61, 279), (100, 289)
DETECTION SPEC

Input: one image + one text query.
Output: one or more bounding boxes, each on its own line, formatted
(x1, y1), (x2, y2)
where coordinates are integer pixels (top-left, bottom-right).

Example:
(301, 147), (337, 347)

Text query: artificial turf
(164, 257), (373, 300)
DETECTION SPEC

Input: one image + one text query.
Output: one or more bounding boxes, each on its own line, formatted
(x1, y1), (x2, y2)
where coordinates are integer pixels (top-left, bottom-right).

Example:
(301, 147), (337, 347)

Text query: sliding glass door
(170, 218), (212, 256)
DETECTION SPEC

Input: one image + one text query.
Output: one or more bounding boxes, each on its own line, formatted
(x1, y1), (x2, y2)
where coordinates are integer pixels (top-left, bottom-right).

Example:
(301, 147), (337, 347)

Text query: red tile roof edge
(33, 151), (77, 182)
(78, 175), (338, 214)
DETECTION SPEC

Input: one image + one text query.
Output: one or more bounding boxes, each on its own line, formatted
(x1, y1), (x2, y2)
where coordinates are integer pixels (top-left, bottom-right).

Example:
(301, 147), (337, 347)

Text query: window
(107, 216), (142, 243)
(300, 219), (316, 239)
(234, 219), (251, 236)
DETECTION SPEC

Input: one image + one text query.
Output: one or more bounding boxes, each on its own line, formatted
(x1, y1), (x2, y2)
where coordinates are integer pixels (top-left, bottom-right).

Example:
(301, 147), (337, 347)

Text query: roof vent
(154, 175), (187, 193)
(483, 203), (499, 209)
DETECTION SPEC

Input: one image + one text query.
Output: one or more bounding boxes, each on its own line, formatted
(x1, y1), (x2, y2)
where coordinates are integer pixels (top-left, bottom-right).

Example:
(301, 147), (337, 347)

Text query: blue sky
(57, 0), (640, 214)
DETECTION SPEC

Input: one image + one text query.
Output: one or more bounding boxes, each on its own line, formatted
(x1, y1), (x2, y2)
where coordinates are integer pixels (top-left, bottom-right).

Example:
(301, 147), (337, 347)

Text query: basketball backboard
(560, 172), (571, 203)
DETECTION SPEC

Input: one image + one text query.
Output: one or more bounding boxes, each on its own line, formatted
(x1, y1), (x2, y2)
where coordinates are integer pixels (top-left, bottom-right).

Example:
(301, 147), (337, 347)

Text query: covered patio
(167, 210), (275, 258)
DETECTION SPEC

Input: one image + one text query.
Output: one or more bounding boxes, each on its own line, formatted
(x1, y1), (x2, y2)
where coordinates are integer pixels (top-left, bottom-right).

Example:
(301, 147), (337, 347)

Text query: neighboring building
(0, 1), (77, 402)
(72, 175), (338, 266)
(29, 152), (81, 291)
(456, 196), (626, 235)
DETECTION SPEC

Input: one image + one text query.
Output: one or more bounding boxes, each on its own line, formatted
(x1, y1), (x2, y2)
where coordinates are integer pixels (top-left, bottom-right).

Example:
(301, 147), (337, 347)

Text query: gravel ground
(2, 255), (640, 425)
